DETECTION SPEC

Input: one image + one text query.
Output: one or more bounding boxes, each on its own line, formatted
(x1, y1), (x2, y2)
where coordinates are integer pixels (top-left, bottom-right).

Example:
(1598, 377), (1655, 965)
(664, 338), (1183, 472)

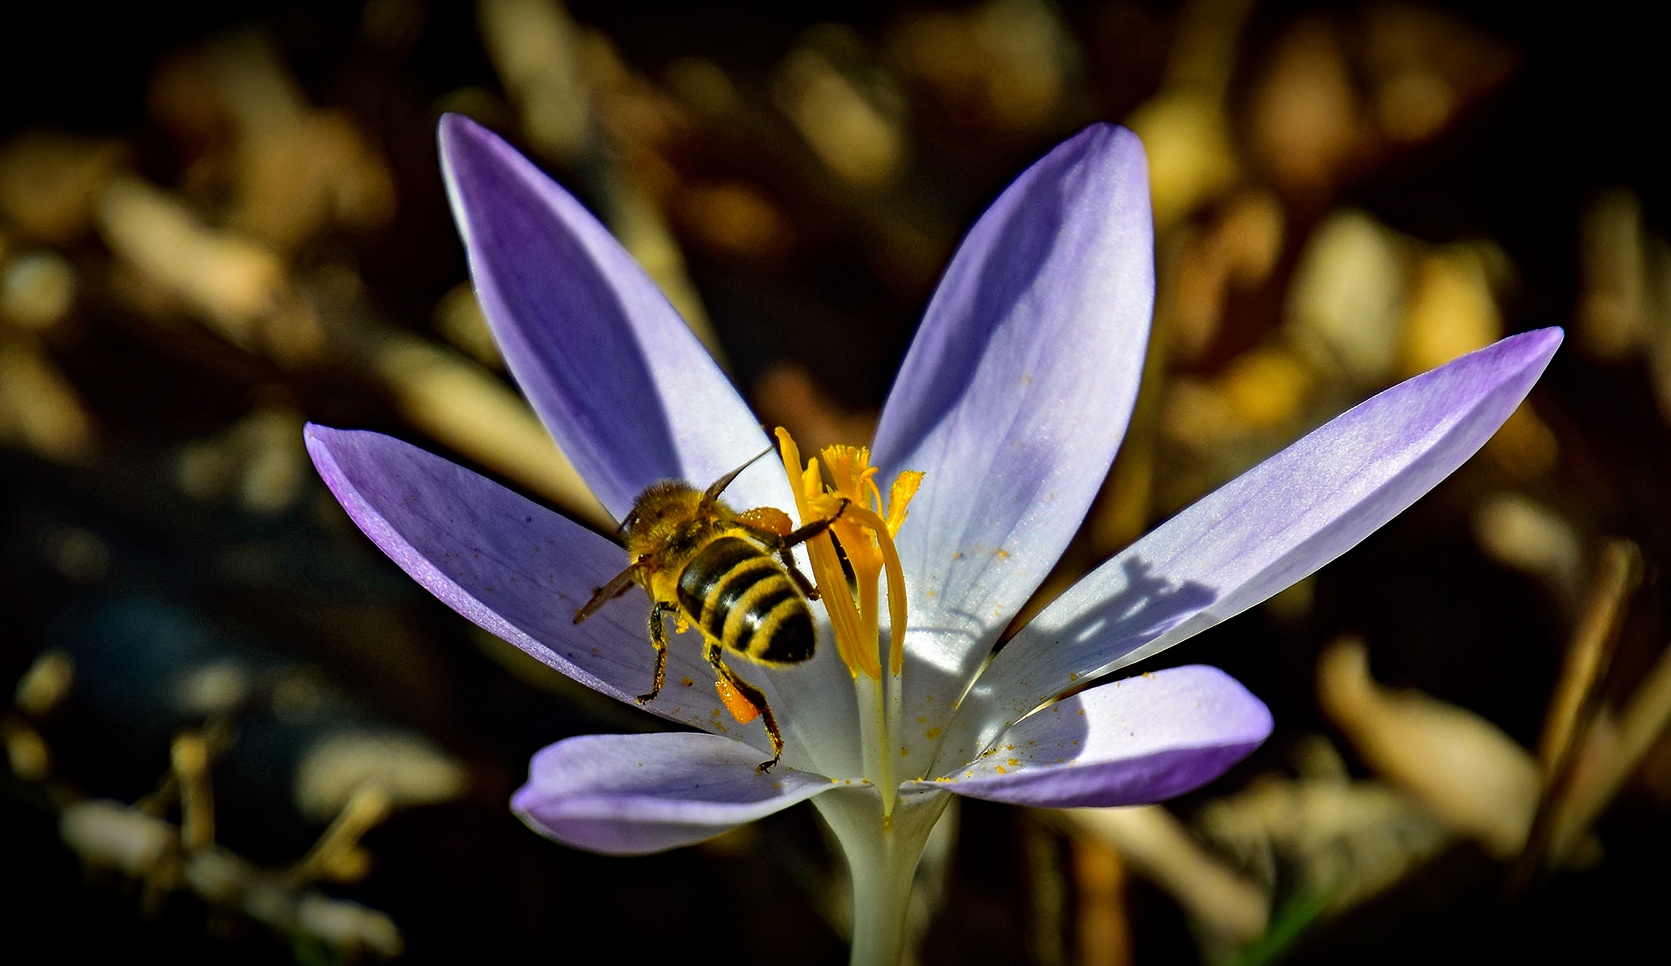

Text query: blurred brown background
(2, 1), (1667, 963)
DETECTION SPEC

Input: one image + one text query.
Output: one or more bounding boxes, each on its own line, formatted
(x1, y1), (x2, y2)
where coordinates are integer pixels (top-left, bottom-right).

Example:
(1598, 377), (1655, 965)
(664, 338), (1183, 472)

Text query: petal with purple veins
(439, 114), (789, 519)
(913, 666), (1270, 808)
(870, 124), (1154, 710)
(939, 328), (1563, 766)
(513, 732), (835, 855)
(305, 424), (749, 732)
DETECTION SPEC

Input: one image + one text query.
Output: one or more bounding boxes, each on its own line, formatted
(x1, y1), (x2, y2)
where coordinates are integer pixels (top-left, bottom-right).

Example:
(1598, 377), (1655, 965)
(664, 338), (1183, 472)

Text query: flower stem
(814, 789), (952, 966)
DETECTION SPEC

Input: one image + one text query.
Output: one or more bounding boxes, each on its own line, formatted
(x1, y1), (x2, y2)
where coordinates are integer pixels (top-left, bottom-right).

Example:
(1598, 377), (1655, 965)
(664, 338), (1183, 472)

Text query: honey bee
(573, 449), (846, 772)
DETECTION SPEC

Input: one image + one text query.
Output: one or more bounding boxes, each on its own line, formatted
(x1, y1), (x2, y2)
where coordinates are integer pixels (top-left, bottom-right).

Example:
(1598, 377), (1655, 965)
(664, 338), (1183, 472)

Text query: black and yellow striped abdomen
(676, 535), (815, 664)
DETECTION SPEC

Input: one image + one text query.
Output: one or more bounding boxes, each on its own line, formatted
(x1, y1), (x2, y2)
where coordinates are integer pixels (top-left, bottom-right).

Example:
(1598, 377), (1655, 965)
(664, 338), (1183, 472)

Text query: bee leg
(751, 497), (851, 601)
(778, 497), (850, 549)
(779, 552), (819, 600)
(638, 601), (675, 704)
(704, 640), (784, 772)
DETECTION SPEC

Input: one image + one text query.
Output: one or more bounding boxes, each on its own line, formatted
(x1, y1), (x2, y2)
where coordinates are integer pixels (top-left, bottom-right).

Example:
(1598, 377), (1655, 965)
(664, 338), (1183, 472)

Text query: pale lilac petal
(938, 328), (1562, 766)
(869, 124), (1153, 719)
(512, 732), (834, 855)
(912, 666), (1269, 808)
(743, 643), (866, 779)
(438, 114), (789, 519)
(439, 117), (860, 772)
(305, 424), (753, 734)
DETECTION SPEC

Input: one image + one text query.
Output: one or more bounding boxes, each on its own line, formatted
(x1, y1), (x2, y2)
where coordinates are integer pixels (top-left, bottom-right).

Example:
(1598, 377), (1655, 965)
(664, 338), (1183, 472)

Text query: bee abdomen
(678, 536), (815, 664)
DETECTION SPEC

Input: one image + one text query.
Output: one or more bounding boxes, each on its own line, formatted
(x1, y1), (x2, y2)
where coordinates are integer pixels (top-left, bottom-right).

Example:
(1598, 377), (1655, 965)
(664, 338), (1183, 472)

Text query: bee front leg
(779, 496), (849, 547)
(749, 497), (851, 602)
(703, 640), (784, 772)
(639, 601), (675, 704)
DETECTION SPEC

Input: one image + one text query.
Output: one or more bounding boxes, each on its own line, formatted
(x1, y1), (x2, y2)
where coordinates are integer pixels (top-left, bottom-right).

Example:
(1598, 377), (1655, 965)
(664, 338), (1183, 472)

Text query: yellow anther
(885, 471), (923, 537)
(777, 430), (875, 677)
(773, 428), (917, 680)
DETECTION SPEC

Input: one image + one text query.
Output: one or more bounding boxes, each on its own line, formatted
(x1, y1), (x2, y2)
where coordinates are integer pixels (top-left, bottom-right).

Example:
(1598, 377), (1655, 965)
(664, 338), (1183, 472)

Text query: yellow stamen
(846, 502), (908, 675)
(775, 430), (876, 678)
(885, 472), (923, 536)
(772, 429), (918, 680)
(775, 428), (919, 819)
(882, 471), (921, 673)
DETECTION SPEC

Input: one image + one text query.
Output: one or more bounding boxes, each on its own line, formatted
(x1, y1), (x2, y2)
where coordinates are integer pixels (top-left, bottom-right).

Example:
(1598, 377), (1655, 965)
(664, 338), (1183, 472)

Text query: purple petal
(305, 424), (749, 733)
(513, 732), (833, 855)
(439, 114), (788, 519)
(914, 666), (1269, 808)
(869, 124), (1153, 716)
(938, 328), (1562, 767)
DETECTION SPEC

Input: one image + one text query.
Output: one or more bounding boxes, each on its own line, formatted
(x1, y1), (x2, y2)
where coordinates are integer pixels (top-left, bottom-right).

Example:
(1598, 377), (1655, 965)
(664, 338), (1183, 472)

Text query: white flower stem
(814, 789), (952, 966)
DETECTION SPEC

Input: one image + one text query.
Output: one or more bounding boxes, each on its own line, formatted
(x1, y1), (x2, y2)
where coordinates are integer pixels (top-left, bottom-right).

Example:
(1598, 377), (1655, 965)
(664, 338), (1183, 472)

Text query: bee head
(619, 480), (709, 554)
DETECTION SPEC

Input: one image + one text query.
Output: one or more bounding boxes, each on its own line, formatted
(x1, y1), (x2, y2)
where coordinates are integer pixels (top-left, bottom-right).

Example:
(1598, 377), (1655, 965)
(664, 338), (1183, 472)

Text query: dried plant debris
(1, 1), (1666, 963)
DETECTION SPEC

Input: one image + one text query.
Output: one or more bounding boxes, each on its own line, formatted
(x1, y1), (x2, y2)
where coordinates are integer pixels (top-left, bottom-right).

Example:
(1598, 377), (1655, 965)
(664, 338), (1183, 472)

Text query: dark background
(2, 1), (1667, 963)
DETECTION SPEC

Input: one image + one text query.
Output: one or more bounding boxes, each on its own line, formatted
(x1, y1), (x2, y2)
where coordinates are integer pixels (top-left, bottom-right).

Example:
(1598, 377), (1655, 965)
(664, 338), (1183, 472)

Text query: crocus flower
(304, 113), (1560, 965)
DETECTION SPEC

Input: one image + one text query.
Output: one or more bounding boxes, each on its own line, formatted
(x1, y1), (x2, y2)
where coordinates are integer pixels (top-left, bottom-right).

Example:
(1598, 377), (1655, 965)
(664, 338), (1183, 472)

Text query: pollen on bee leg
(715, 678), (761, 724)
(737, 505), (793, 538)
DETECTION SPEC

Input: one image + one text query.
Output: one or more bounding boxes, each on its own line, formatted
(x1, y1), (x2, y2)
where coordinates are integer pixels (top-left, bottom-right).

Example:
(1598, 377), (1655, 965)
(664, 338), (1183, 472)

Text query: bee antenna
(703, 444), (778, 502)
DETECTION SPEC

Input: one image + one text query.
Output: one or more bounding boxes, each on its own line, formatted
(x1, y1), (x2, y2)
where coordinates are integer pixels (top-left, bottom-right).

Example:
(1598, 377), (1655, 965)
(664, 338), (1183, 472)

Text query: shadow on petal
(917, 665), (1270, 809)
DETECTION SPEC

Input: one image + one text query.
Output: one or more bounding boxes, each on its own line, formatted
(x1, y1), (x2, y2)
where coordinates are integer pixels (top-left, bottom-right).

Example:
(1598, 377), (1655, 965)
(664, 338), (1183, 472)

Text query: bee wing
(574, 563), (642, 624)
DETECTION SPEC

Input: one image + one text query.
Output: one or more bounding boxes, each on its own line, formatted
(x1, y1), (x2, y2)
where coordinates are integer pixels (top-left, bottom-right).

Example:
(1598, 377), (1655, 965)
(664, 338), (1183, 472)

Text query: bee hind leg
(779, 552), (819, 600)
(638, 601), (675, 704)
(704, 641), (784, 772)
